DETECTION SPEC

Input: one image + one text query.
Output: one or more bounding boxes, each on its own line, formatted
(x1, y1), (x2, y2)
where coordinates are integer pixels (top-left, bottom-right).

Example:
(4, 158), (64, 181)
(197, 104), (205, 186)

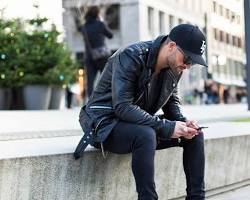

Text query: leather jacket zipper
(134, 91), (145, 104)
(89, 106), (114, 110)
(134, 69), (152, 105)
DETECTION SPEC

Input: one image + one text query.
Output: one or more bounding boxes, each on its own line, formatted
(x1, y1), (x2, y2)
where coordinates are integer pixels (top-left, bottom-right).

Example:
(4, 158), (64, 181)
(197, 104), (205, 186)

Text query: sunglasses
(176, 46), (193, 66)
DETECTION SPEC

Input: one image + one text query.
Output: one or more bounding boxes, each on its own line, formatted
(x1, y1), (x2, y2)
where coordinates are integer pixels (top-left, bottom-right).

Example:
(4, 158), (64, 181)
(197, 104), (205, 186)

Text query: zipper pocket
(89, 105), (114, 110)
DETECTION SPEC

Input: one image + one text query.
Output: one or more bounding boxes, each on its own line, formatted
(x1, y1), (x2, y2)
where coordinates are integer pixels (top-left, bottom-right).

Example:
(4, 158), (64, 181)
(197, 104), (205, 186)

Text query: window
(148, 7), (154, 34)
(229, 34), (233, 45)
(227, 59), (232, 75)
(169, 15), (174, 30)
(213, 28), (218, 40)
(219, 5), (223, 16)
(241, 39), (245, 49)
(219, 30), (224, 42)
(237, 15), (241, 24)
(212, 54), (222, 74)
(239, 63), (244, 78)
(235, 61), (241, 77)
(242, 63), (246, 79)
(231, 12), (236, 22)
(178, 18), (183, 24)
(232, 36), (237, 46)
(212, 54), (218, 66)
(222, 61), (227, 75)
(226, 8), (230, 19)
(229, 59), (236, 77)
(238, 37), (242, 48)
(223, 7), (227, 18)
(105, 4), (120, 30)
(226, 33), (230, 44)
(213, 1), (217, 13)
(223, 32), (227, 42)
(226, 59), (231, 76)
(159, 11), (165, 34)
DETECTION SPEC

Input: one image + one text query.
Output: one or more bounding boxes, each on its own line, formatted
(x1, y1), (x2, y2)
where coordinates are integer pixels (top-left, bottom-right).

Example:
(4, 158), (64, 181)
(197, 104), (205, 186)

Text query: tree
(0, 18), (26, 87)
(0, 16), (78, 88)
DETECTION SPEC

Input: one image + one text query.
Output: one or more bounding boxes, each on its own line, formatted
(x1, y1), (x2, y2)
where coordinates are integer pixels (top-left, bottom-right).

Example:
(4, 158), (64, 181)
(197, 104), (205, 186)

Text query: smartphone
(196, 126), (209, 131)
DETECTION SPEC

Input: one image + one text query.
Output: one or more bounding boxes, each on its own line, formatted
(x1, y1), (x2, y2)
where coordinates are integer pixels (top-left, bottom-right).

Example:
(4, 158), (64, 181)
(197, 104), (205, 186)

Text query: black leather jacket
(79, 35), (186, 143)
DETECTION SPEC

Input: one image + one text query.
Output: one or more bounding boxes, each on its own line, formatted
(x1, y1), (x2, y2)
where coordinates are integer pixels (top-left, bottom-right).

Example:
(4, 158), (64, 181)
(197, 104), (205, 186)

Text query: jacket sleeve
(162, 87), (187, 122)
(111, 49), (176, 139)
(101, 22), (113, 39)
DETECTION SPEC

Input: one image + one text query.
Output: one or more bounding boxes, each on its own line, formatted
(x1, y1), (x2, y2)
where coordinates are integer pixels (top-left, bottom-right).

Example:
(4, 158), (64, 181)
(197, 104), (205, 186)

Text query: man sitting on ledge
(75, 24), (208, 200)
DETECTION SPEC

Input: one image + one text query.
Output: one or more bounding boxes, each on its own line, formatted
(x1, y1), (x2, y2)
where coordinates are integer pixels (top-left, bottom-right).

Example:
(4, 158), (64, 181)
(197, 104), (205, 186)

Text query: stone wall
(0, 135), (250, 200)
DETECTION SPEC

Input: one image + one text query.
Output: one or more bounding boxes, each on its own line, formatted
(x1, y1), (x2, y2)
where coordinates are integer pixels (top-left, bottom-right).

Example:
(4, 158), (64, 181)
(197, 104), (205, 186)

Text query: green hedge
(0, 17), (78, 88)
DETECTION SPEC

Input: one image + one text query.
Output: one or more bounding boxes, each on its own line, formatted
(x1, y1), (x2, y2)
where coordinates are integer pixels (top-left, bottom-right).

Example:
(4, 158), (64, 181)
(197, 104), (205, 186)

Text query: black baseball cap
(169, 24), (208, 67)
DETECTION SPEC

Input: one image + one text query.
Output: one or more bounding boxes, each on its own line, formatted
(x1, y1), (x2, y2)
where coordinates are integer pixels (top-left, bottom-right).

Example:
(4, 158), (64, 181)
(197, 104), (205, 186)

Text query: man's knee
(195, 132), (204, 143)
(135, 126), (157, 148)
(182, 132), (204, 148)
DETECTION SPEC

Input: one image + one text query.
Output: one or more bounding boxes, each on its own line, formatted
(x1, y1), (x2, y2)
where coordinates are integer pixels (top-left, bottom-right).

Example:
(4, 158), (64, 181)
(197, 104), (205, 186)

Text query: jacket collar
(146, 35), (168, 72)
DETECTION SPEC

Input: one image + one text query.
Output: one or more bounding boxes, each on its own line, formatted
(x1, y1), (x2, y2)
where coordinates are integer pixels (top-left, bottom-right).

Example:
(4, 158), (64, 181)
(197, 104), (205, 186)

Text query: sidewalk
(208, 185), (250, 200)
(1, 103), (250, 159)
(180, 103), (250, 123)
(0, 104), (250, 140)
(0, 104), (250, 199)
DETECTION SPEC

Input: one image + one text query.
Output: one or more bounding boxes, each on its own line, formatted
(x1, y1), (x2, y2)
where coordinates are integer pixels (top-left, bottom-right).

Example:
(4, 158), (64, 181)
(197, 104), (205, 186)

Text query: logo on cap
(200, 40), (206, 54)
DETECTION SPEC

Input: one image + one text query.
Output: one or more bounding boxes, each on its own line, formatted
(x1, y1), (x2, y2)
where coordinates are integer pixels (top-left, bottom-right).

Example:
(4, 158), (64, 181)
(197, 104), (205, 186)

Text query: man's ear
(168, 41), (176, 51)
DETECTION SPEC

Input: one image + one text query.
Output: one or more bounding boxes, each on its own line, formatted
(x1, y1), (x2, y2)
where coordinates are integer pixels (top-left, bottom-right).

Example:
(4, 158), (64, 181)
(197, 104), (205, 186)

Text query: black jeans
(102, 121), (205, 200)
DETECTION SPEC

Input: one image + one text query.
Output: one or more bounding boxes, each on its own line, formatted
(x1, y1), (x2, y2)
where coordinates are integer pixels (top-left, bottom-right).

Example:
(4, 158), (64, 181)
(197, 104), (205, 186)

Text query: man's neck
(155, 53), (164, 74)
(155, 42), (170, 74)
(155, 65), (161, 74)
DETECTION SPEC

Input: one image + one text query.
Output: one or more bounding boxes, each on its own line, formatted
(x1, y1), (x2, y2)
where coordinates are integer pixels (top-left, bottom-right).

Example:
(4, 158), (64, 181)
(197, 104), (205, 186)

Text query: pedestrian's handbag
(91, 46), (110, 60)
(83, 28), (111, 61)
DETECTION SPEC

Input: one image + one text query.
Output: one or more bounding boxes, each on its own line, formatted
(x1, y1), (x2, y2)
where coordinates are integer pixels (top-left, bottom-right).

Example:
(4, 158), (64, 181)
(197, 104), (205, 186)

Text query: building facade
(206, 0), (246, 103)
(62, 0), (246, 104)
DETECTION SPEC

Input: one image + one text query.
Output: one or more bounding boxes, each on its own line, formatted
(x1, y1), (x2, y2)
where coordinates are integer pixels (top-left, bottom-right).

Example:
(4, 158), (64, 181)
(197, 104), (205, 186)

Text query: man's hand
(186, 120), (199, 129)
(171, 121), (198, 139)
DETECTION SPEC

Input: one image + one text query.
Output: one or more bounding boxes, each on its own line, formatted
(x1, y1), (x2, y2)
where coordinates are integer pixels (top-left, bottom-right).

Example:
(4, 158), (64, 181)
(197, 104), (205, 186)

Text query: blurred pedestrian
(65, 85), (73, 108)
(193, 88), (203, 104)
(80, 6), (113, 98)
(204, 81), (219, 104)
(223, 88), (229, 104)
(75, 24), (207, 200)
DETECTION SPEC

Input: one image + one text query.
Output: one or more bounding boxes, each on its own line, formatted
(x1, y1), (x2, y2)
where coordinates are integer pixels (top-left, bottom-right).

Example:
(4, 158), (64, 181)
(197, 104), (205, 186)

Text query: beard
(168, 52), (181, 75)
(169, 60), (186, 75)
(167, 51), (187, 75)
(169, 63), (183, 75)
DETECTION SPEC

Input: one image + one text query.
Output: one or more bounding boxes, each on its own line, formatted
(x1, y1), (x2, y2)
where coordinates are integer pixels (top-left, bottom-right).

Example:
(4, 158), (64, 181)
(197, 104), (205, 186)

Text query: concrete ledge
(1, 123), (250, 199)
(0, 136), (83, 159)
(1, 122), (250, 159)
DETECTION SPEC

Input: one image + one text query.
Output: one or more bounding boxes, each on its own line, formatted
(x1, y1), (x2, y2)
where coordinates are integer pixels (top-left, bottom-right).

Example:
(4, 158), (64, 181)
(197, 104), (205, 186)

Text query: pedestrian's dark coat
(81, 18), (113, 58)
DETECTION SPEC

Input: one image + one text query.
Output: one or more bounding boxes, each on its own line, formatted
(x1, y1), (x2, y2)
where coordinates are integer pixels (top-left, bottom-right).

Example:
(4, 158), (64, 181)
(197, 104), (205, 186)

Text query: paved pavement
(1, 103), (250, 140)
(181, 103), (250, 123)
(0, 108), (82, 140)
(208, 185), (250, 200)
(0, 103), (250, 199)
(1, 103), (250, 161)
